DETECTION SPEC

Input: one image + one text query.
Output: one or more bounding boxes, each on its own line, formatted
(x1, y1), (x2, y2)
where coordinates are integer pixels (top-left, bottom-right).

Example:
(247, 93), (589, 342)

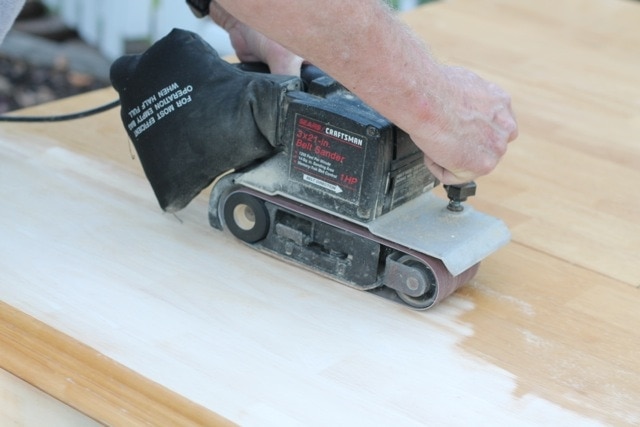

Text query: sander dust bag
(110, 28), (300, 212)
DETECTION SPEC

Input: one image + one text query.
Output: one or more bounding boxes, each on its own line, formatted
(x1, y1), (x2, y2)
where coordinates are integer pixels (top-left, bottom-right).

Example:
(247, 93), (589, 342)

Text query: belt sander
(110, 29), (510, 310)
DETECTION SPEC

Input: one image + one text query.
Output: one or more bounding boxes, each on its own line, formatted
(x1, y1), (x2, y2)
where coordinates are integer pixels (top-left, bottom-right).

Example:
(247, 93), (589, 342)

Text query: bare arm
(210, 0), (517, 184)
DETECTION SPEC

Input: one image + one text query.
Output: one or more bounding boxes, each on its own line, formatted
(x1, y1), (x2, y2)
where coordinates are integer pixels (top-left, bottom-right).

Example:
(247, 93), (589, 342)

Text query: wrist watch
(186, 0), (211, 18)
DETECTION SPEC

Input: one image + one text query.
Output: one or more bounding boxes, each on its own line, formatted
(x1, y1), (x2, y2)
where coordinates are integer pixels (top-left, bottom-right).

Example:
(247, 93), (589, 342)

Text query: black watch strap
(186, 0), (211, 18)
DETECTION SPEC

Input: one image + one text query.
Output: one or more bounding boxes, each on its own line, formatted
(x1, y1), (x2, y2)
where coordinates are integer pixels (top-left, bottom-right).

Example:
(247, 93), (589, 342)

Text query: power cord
(0, 99), (121, 122)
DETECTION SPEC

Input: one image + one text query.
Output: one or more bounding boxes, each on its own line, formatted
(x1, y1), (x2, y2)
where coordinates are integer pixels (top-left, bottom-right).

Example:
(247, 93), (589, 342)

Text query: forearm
(213, 0), (445, 133)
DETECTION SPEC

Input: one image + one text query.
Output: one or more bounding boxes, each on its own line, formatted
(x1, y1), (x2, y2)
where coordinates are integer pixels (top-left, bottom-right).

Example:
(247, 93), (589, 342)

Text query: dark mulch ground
(0, 56), (109, 113)
(0, 1), (110, 114)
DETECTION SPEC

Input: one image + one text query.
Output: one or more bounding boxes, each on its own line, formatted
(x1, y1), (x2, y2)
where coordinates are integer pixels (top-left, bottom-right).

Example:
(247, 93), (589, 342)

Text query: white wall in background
(40, 0), (233, 60)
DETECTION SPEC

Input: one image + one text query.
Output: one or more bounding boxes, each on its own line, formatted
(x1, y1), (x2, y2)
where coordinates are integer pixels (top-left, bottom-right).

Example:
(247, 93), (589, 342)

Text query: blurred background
(0, 0), (434, 113)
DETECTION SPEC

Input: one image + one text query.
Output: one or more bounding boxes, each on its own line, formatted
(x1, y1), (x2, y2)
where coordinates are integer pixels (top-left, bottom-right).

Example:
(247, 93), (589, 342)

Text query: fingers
(266, 52), (304, 76)
(422, 73), (518, 184)
(422, 102), (516, 185)
(423, 155), (475, 185)
(504, 105), (518, 143)
(256, 31), (304, 76)
(423, 132), (510, 184)
(232, 22), (304, 76)
(492, 96), (518, 144)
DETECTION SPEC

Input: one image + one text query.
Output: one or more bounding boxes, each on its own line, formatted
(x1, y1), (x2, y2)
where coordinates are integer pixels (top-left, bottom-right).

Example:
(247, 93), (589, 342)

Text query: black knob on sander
(444, 182), (477, 212)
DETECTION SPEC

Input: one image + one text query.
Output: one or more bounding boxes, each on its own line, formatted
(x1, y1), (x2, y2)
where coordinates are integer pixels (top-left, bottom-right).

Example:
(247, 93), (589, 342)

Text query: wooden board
(1, 0), (639, 425)
(0, 368), (100, 427)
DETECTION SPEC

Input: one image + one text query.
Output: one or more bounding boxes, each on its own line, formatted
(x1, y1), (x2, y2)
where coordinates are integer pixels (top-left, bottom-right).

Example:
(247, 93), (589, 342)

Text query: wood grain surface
(0, 366), (101, 427)
(1, 0), (639, 425)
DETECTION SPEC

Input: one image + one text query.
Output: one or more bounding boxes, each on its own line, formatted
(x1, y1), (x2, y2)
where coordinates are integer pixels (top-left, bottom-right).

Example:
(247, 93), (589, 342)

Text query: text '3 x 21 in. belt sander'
(109, 29), (510, 310)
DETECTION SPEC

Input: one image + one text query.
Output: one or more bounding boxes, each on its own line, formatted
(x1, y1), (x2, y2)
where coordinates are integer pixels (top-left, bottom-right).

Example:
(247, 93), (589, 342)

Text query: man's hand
(208, 0), (518, 184)
(415, 65), (518, 184)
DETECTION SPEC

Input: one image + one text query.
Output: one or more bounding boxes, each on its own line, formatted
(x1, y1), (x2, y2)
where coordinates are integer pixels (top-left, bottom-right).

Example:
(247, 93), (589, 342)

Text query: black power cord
(0, 99), (121, 122)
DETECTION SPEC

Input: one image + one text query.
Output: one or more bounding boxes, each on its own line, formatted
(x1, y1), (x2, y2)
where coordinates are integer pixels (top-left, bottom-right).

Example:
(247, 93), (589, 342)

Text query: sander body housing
(207, 65), (509, 309)
(110, 29), (510, 310)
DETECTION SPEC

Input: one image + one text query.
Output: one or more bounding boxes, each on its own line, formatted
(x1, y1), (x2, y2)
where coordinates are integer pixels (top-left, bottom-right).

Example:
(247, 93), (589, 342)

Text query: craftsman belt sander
(110, 29), (510, 309)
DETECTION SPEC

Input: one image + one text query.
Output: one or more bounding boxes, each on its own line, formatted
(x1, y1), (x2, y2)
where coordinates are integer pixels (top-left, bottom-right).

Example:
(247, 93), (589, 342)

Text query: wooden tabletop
(1, 0), (639, 425)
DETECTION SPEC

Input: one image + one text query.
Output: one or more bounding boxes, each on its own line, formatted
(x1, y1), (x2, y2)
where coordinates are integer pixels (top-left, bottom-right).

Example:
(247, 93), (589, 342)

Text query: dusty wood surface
(1, 0), (639, 425)
(0, 366), (101, 427)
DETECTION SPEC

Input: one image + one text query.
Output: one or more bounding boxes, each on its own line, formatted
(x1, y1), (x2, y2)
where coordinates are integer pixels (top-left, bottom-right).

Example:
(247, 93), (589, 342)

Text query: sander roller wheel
(223, 192), (270, 243)
(393, 254), (437, 309)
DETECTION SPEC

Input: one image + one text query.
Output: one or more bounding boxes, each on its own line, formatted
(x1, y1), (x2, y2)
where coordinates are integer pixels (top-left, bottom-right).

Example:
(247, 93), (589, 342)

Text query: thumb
(266, 52), (304, 76)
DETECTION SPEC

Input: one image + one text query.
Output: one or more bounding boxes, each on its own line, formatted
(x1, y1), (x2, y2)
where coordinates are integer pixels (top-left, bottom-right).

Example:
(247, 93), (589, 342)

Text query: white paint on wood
(0, 369), (100, 426)
(0, 134), (602, 425)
